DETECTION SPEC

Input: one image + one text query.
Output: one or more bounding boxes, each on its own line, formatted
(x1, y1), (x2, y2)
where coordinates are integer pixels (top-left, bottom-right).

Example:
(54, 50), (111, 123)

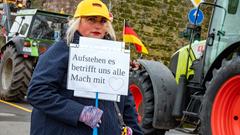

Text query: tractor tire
(129, 68), (166, 135)
(200, 53), (240, 135)
(0, 45), (33, 102)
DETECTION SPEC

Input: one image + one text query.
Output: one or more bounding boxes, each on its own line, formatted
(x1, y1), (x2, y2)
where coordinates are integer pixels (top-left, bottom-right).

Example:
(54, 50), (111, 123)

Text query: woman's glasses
(84, 16), (108, 25)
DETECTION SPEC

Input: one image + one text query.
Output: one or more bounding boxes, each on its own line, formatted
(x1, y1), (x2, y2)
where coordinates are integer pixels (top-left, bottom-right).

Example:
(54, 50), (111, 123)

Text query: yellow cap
(74, 0), (110, 20)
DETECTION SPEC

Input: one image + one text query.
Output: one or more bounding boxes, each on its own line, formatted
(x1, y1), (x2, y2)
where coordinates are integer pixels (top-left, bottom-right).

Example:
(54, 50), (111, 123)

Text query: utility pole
(102, 0), (108, 4)
(108, 0), (112, 11)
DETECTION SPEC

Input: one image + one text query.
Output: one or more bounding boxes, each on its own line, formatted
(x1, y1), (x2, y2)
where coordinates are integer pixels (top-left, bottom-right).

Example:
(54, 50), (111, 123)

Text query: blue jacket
(27, 34), (143, 135)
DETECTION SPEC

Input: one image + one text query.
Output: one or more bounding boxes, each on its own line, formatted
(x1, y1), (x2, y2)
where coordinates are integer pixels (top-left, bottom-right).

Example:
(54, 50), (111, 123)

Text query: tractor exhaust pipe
(172, 75), (187, 118)
(2, 3), (12, 34)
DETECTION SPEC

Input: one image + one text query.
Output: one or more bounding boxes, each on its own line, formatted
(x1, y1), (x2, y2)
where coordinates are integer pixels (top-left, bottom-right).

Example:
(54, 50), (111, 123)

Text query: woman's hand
(79, 106), (103, 128)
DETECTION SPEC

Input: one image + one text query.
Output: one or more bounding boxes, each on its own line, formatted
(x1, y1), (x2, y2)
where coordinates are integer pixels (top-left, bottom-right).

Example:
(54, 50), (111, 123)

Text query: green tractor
(0, 4), (69, 101)
(129, 0), (240, 135)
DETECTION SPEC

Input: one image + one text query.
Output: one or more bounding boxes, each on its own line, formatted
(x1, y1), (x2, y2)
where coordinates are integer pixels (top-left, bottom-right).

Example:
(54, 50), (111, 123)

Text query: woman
(27, 0), (143, 135)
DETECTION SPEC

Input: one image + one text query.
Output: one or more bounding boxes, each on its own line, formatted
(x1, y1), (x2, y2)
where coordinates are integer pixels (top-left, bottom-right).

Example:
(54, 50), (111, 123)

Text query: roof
(16, 9), (70, 18)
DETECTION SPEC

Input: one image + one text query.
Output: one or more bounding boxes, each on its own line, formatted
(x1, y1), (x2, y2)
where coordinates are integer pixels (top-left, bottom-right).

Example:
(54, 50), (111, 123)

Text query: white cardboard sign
(67, 37), (130, 98)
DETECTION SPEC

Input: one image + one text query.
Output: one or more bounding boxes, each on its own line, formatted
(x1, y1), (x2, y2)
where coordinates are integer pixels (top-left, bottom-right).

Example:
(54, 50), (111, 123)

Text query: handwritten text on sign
(67, 38), (130, 96)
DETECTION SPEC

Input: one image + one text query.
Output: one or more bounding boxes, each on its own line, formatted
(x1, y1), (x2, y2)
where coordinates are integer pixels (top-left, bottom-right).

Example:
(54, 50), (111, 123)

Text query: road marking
(0, 112), (16, 117)
(0, 100), (32, 113)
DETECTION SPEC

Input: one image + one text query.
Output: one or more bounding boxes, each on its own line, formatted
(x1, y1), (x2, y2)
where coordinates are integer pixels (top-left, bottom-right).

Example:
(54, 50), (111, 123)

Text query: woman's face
(78, 16), (108, 39)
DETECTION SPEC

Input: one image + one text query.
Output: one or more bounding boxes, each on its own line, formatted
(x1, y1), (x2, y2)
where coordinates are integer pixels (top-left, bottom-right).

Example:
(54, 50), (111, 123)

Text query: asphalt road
(0, 100), (31, 135)
(0, 100), (197, 135)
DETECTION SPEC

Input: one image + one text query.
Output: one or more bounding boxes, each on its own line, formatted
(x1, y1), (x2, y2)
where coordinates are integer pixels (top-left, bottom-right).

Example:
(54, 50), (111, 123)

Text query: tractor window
(19, 23), (29, 35)
(8, 16), (21, 37)
(9, 15), (32, 37)
(228, 0), (239, 14)
(29, 14), (68, 40)
(18, 16), (32, 37)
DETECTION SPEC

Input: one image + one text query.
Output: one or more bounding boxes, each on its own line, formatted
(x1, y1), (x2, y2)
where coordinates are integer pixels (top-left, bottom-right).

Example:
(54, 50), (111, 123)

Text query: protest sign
(67, 37), (130, 101)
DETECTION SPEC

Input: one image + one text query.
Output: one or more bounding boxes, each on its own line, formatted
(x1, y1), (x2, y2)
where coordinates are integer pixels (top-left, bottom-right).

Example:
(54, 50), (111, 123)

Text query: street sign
(188, 8), (204, 25)
(191, 0), (204, 7)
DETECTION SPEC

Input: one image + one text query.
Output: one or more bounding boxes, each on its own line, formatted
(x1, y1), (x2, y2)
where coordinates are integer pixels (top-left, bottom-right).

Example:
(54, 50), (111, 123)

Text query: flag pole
(123, 19), (130, 50)
(93, 92), (99, 135)
(123, 19), (125, 42)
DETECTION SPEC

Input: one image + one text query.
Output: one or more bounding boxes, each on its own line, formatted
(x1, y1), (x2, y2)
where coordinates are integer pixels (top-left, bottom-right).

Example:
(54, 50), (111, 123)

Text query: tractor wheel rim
(129, 84), (143, 122)
(211, 75), (240, 135)
(2, 58), (13, 90)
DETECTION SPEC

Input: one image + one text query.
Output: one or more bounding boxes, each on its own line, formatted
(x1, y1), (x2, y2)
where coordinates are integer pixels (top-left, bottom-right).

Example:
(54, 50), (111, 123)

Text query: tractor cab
(204, 0), (240, 76)
(8, 9), (68, 41)
(0, 7), (69, 102)
(3, 9), (69, 57)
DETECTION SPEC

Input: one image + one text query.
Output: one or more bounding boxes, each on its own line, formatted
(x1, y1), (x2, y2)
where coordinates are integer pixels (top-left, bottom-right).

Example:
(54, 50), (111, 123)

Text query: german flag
(123, 22), (148, 54)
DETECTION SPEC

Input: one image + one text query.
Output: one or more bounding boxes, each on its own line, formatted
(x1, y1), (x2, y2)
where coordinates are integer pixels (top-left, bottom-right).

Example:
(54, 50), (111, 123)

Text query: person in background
(27, 0), (143, 135)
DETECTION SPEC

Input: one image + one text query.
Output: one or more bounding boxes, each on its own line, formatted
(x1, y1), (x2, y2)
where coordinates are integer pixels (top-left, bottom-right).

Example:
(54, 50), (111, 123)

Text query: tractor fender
(138, 59), (177, 129)
(2, 37), (24, 54)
